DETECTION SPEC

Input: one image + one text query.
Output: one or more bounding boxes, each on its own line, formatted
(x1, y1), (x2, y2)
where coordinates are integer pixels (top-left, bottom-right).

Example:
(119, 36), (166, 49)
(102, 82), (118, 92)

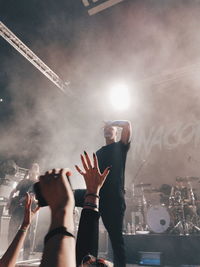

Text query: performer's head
(103, 125), (117, 144)
(28, 162), (40, 181)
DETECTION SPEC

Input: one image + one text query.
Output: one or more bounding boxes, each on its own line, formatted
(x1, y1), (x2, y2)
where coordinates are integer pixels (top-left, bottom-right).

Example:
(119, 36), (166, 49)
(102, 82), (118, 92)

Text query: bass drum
(146, 205), (171, 233)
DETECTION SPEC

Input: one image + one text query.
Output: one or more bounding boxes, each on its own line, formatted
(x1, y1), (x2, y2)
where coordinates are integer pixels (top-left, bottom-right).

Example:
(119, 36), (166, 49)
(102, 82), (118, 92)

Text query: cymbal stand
(185, 181), (200, 233)
(140, 186), (148, 230)
(169, 189), (200, 235)
(169, 200), (189, 235)
(131, 184), (148, 232)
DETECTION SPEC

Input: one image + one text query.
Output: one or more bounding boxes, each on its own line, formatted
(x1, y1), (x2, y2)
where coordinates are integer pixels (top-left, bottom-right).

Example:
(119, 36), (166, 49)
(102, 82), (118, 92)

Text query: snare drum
(146, 205), (171, 233)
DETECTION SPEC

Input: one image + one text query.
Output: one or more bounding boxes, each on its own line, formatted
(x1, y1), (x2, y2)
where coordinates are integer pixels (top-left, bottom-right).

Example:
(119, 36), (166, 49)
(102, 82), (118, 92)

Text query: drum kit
(128, 177), (200, 235)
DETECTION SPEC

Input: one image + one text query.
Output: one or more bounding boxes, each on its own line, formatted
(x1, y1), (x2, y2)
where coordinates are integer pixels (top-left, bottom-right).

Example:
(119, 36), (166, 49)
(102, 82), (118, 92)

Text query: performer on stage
(7, 163), (40, 260)
(96, 120), (131, 267)
(74, 120), (131, 266)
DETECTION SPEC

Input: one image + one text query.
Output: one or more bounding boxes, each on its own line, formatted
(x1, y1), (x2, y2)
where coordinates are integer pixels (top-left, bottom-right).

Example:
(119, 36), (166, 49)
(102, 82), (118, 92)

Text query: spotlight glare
(109, 83), (130, 110)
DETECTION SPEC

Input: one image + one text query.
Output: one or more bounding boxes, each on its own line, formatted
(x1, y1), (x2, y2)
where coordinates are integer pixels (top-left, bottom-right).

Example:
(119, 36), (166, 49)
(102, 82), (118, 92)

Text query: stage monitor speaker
(138, 251), (163, 266)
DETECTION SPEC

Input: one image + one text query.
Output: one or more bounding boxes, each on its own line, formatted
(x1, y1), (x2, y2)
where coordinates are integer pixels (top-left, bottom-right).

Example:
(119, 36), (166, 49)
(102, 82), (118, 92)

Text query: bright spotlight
(109, 83), (130, 110)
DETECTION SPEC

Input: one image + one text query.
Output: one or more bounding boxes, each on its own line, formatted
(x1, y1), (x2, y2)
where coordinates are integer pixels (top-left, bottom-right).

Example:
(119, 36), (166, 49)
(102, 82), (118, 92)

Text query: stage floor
(0, 251), (200, 267)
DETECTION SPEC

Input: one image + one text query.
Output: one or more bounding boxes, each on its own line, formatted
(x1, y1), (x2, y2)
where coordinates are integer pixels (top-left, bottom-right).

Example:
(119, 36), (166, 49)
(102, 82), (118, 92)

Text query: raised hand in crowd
(75, 151), (110, 198)
(75, 151), (110, 266)
(0, 193), (39, 267)
(39, 169), (76, 267)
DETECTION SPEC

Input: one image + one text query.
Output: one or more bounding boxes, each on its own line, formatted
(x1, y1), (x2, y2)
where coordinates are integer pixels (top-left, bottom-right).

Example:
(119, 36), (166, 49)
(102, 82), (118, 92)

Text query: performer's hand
(22, 193), (40, 228)
(75, 151), (110, 195)
(39, 169), (74, 214)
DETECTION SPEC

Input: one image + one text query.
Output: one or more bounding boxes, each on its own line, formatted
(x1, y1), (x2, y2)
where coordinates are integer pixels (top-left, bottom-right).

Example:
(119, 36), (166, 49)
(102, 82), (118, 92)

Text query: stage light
(109, 83), (130, 110)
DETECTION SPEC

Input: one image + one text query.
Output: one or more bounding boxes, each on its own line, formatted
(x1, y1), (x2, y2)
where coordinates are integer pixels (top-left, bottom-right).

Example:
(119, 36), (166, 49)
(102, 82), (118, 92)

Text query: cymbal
(176, 177), (187, 182)
(188, 176), (199, 181)
(135, 183), (151, 188)
(143, 188), (160, 194)
(176, 176), (199, 182)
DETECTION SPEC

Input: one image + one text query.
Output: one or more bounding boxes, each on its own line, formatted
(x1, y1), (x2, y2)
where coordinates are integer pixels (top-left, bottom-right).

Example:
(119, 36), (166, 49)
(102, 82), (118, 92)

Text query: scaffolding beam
(0, 21), (69, 94)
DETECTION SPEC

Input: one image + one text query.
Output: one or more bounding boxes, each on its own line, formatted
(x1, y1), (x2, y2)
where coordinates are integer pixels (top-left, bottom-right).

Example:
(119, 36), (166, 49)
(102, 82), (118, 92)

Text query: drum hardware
(128, 178), (200, 235)
(169, 203), (200, 235)
(130, 183), (150, 232)
(169, 179), (200, 235)
(146, 205), (171, 233)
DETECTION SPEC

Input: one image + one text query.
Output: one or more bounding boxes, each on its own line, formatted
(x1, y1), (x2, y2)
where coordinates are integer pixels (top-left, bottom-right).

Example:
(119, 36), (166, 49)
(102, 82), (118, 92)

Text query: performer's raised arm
(104, 120), (132, 144)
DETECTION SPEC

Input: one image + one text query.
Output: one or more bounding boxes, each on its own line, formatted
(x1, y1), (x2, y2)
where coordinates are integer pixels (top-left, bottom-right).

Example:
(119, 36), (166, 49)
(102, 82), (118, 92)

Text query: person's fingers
(60, 169), (69, 183)
(59, 169), (65, 181)
(93, 153), (97, 168)
(45, 169), (53, 175)
(53, 168), (63, 180)
(32, 205), (40, 214)
(93, 153), (100, 172)
(25, 193), (30, 209)
(28, 193), (32, 208)
(61, 169), (74, 196)
(84, 151), (93, 169)
(102, 167), (111, 181)
(52, 169), (56, 175)
(75, 165), (85, 176)
(81, 154), (89, 172)
(28, 195), (33, 210)
(53, 168), (61, 175)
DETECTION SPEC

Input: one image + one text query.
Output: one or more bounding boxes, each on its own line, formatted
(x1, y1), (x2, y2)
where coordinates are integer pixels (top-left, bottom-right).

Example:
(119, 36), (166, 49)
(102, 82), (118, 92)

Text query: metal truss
(0, 21), (70, 94)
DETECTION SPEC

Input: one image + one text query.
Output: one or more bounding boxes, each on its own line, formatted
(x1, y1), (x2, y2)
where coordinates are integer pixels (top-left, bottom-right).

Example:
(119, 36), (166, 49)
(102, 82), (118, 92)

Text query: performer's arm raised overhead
(104, 120), (132, 144)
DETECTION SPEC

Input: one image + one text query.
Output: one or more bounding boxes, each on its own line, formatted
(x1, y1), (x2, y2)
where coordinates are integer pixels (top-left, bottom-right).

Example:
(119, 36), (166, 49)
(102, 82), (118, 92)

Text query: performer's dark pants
(74, 189), (126, 267)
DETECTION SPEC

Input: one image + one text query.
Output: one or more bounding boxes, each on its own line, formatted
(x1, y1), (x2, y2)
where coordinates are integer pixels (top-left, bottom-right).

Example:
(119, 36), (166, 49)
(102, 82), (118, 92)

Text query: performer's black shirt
(96, 141), (130, 201)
